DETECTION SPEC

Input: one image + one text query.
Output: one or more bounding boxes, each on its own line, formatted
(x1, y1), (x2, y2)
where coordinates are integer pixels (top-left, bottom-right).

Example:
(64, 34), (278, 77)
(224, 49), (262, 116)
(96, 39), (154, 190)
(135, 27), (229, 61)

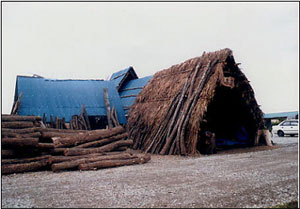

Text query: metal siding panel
(120, 76), (152, 90)
(119, 89), (142, 97)
(121, 97), (137, 108)
(16, 77), (125, 123)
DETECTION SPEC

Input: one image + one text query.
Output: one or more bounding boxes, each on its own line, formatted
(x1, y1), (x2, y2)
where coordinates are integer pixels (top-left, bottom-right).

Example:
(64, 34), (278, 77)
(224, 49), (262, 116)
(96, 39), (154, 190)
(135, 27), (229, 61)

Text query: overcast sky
(1, 2), (299, 114)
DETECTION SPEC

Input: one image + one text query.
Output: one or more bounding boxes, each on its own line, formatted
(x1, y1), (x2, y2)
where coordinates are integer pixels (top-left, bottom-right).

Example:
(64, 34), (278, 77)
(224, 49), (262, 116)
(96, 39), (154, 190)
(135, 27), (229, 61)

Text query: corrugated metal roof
(263, 111), (298, 119)
(119, 75), (153, 115)
(15, 76), (126, 124)
(109, 66), (138, 90)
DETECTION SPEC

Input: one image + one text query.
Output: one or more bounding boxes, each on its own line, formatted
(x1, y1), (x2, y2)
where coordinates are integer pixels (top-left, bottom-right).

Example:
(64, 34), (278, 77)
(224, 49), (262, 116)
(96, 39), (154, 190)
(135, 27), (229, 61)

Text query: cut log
(22, 132), (42, 138)
(50, 148), (67, 155)
(64, 139), (133, 156)
(1, 115), (42, 122)
(53, 126), (125, 148)
(39, 128), (87, 133)
(75, 132), (128, 148)
(1, 121), (34, 129)
(1, 155), (51, 165)
(2, 132), (20, 138)
(2, 159), (48, 174)
(2, 137), (39, 147)
(2, 132), (42, 138)
(51, 153), (135, 172)
(78, 154), (151, 171)
(113, 146), (127, 151)
(48, 152), (126, 164)
(37, 143), (55, 149)
(1, 149), (16, 158)
(41, 131), (84, 138)
(1, 127), (42, 134)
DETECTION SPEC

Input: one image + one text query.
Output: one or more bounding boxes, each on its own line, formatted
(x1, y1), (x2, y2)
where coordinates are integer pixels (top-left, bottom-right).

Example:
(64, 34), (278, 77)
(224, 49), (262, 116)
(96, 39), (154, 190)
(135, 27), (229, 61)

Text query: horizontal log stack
(1, 114), (151, 175)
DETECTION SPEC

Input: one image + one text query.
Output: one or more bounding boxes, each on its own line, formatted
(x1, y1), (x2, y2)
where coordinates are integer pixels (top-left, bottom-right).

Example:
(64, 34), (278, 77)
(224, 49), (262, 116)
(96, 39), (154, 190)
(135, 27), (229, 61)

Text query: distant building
(263, 111), (298, 130)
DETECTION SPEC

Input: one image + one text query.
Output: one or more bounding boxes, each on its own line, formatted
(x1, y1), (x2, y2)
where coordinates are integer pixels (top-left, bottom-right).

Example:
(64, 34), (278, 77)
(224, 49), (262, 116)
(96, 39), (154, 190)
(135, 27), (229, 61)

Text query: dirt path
(1, 140), (298, 208)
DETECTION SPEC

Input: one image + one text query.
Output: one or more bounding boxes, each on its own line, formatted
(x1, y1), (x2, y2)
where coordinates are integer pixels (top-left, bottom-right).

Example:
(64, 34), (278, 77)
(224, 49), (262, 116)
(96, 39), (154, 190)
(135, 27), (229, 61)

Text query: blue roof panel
(110, 66), (137, 89)
(120, 75), (152, 90)
(119, 75), (152, 113)
(16, 76), (126, 124)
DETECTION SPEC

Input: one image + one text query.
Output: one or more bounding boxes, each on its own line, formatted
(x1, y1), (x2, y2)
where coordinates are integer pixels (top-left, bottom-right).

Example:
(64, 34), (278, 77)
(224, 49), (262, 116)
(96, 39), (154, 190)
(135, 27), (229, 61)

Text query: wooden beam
(120, 95), (137, 98)
(103, 88), (113, 129)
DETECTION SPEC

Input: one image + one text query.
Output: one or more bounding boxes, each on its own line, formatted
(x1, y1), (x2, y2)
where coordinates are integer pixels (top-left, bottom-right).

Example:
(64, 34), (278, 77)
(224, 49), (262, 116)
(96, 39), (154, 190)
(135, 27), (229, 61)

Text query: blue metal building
(118, 76), (153, 116)
(13, 67), (152, 126)
(14, 76), (126, 124)
(109, 67), (152, 116)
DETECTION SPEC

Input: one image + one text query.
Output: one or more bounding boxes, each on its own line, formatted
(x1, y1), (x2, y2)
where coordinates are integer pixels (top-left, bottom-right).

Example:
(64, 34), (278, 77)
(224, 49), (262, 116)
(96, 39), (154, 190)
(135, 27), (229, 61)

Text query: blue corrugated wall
(15, 76), (126, 124)
(119, 76), (153, 115)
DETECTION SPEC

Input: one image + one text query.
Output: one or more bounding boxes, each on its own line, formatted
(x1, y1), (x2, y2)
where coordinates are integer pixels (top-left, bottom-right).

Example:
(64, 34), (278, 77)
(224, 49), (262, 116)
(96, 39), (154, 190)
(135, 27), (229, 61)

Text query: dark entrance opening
(88, 116), (108, 130)
(198, 84), (257, 154)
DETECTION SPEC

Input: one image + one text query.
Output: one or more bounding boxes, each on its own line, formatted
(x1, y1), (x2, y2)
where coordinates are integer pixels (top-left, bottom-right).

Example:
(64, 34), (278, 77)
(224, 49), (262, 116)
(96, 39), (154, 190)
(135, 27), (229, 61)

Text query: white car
(272, 119), (298, 137)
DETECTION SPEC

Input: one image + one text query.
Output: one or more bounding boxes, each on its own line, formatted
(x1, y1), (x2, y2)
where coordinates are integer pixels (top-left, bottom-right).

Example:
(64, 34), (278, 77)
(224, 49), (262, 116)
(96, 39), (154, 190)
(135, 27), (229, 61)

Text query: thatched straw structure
(127, 48), (266, 155)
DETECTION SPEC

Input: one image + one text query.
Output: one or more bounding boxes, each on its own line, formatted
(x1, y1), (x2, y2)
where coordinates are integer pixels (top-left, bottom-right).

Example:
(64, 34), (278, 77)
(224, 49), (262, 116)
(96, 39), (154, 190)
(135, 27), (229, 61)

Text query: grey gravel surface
(1, 136), (298, 208)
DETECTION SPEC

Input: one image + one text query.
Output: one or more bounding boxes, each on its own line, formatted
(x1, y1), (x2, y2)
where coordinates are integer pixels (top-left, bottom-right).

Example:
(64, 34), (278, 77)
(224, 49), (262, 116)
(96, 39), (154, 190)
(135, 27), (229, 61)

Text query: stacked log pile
(1, 115), (150, 175)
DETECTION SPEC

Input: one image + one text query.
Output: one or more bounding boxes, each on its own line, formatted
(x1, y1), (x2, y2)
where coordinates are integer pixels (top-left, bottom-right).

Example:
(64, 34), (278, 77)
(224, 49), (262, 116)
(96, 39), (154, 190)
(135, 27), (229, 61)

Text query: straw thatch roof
(127, 48), (265, 155)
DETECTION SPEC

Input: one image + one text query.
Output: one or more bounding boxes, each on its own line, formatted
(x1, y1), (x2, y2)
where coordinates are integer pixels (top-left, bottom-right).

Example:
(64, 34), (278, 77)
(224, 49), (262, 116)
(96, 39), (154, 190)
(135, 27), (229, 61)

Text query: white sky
(1, 2), (299, 114)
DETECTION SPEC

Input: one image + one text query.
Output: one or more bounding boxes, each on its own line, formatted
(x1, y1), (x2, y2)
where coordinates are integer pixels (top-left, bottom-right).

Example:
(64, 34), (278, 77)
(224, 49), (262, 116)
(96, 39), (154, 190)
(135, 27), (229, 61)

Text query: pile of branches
(42, 114), (67, 129)
(1, 115), (150, 175)
(69, 104), (91, 130)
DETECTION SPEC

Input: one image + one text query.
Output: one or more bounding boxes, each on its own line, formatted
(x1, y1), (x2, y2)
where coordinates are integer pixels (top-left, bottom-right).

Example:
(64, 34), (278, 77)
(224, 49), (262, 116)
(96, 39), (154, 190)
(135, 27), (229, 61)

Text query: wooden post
(103, 88), (113, 129)
(11, 92), (23, 115)
(81, 104), (91, 130)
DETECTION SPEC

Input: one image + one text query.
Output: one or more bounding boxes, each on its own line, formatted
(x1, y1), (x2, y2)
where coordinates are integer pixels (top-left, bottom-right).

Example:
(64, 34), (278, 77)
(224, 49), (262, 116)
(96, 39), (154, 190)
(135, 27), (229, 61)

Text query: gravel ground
(1, 136), (298, 208)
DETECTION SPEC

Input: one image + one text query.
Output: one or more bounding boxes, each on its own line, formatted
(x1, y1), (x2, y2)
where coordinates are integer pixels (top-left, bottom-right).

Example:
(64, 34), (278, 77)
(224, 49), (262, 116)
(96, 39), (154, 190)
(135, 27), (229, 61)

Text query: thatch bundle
(127, 48), (265, 155)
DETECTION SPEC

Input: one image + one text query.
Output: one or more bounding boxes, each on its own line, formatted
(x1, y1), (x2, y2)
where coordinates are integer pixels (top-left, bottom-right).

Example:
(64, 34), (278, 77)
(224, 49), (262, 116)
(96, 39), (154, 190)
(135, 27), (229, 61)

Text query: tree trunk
(41, 131), (84, 139)
(2, 159), (48, 175)
(1, 149), (16, 158)
(49, 148), (67, 155)
(113, 146), (127, 151)
(48, 152), (125, 164)
(2, 137), (39, 147)
(37, 143), (55, 149)
(1, 155), (51, 165)
(1, 132), (41, 138)
(40, 128), (87, 133)
(1, 127), (42, 134)
(1, 115), (42, 122)
(64, 139), (133, 156)
(51, 153), (135, 172)
(75, 132), (128, 148)
(53, 126), (125, 148)
(78, 154), (151, 171)
(1, 121), (34, 129)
